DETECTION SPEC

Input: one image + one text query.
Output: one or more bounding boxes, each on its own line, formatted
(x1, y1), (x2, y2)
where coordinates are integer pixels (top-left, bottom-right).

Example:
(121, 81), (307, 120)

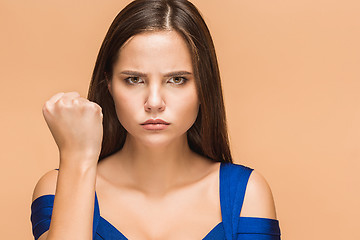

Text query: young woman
(31, 0), (281, 239)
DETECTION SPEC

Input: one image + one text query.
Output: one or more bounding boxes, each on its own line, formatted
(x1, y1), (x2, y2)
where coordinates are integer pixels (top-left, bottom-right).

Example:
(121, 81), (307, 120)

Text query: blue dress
(31, 162), (281, 239)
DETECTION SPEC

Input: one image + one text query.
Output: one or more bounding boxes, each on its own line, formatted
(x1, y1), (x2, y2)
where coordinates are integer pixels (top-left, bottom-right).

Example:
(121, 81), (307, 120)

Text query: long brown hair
(88, 0), (232, 163)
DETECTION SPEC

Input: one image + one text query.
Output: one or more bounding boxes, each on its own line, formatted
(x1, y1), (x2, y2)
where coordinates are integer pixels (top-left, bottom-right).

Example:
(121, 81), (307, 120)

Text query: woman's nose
(144, 84), (165, 112)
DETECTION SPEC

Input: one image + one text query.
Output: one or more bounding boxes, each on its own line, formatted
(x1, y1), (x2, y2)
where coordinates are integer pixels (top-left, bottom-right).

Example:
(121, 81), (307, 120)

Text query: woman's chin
(127, 133), (186, 149)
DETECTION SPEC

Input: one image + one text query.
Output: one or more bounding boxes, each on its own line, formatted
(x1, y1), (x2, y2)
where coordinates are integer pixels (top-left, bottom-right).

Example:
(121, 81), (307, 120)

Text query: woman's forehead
(114, 30), (193, 73)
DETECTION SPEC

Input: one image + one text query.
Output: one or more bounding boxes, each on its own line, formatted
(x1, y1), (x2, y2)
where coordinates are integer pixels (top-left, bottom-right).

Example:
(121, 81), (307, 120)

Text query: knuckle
(71, 98), (80, 105)
(42, 102), (52, 112)
(57, 98), (64, 104)
(42, 102), (49, 110)
(55, 98), (69, 110)
(58, 98), (71, 106)
(89, 102), (98, 110)
(56, 98), (64, 107)
(94, 104), (102, 113)
(91, 103), (99, 112)
(89, 103), (102, 115)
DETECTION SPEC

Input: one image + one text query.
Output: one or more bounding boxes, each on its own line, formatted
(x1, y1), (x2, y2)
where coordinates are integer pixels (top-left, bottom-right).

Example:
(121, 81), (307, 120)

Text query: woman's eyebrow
(119, 70), (193, 77)
(163, 71), (192, 77)
(119, 70), (147, 77)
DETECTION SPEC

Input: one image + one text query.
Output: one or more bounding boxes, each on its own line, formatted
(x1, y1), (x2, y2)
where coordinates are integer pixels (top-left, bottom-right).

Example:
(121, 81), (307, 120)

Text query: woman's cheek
(113, 92), (135, 124)
(179, 96), (200, 126)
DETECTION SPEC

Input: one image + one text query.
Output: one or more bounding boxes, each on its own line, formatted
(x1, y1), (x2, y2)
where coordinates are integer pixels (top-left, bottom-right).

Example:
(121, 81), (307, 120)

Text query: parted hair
(87, 0), (232, 163)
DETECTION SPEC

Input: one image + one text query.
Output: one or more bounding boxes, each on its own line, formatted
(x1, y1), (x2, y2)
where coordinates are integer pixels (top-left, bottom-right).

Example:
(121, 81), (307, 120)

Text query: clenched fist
(42, 92), (103, 167)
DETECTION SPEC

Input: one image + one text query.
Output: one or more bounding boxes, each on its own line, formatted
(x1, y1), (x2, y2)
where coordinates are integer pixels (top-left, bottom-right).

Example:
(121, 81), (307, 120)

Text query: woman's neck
(113, 135), (203, 197)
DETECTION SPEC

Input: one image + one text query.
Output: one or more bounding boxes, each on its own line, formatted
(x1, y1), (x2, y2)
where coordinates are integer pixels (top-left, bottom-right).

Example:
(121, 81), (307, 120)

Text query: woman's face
(108, 30), (200, 147)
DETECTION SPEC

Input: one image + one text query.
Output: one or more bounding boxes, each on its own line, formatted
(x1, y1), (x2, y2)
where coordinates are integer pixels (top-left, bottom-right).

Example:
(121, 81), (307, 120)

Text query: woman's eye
(125, 77), (143, 85)
(169, 77), (187, 85)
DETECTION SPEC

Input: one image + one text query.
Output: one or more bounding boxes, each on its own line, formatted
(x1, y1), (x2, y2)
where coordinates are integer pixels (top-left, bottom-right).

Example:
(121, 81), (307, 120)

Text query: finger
(57, 92), (82, 105)
(71, 97), (89, 105)
(47, 92), (80, 105)
(85, 101), (103, 116)
(47, 92), (65, 105)
(60, 92), (81, 101)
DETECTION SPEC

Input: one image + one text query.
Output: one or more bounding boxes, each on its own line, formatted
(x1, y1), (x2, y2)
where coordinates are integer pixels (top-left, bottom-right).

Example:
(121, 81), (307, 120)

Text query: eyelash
(124, 77), (143, 85)
(124, 77), (188, 85)
(169, 77), (188, 85)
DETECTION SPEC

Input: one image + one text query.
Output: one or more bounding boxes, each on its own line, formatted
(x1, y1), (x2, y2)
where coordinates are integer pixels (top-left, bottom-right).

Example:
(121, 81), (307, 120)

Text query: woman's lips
(140, 118), (170, 130)
(141, 123), (169, 130)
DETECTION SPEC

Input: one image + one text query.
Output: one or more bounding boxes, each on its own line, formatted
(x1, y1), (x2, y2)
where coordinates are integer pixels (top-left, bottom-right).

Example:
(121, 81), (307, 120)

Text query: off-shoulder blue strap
(30, 169), (101, 240)
(220, 163), (253, 240)
(237, 217), (281, 239)
(31, 195), (55, 239)
(31, 194), (100, 240)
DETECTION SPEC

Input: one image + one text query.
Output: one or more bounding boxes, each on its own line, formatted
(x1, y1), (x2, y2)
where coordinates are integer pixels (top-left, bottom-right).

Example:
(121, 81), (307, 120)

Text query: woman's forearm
(46, 156), (97, 240)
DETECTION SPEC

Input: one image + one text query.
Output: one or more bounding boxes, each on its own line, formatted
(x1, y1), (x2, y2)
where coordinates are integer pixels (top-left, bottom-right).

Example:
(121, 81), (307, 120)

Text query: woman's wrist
(59, 150), (99, 172)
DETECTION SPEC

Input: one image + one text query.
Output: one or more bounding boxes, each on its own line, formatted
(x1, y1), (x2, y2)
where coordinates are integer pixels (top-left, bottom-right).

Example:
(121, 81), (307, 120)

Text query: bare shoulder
(240, 170), (277, 219)
(32, 169), (59, 202)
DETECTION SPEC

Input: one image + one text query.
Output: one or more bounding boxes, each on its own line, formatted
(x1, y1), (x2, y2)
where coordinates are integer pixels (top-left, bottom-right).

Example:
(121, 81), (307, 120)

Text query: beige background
(1, 0), (359, 239)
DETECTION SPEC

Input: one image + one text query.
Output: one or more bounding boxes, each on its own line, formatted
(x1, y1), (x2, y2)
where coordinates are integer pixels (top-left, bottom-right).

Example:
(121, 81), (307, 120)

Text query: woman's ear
(107, 81), (112, 96)
(105, 72), (112, 96)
